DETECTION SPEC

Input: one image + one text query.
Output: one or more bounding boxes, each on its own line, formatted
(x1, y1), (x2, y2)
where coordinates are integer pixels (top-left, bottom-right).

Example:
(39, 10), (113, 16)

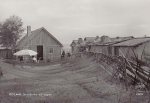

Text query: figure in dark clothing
(61, 50), (65, 59)
(20, 56), (23, 61)
(18, 56), (23, 62)
(67, 52), (71, 57)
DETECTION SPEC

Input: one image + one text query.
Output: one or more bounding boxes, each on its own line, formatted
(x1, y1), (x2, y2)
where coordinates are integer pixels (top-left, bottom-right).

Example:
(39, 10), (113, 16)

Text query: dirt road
(0, 56), (149, 103)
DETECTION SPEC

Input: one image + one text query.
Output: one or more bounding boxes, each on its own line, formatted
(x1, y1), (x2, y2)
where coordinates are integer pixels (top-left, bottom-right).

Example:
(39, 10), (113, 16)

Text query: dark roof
(16, 27), (63, 49)
(89, 36), (134, 46)
(0, 45), (11, 49)
(84, 37), (96, 43)
(112, 37), (150, 47)
(110, 36), (134, 42)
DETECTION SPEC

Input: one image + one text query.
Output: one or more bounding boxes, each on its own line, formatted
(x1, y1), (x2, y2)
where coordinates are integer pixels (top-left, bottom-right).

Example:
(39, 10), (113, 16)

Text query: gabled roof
(70, 40), (78, 46)
(17, 33), (26, 43)
(16, 27), (63, 49)
(70, 40), (85, 47)
(112, 37), (150, 47)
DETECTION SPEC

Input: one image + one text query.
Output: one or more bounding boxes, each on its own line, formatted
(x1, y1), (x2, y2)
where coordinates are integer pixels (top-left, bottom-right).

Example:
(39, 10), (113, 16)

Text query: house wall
(23, 30), (62, 61)
(117, 47), (134, 58)
(135, 41), (150, 61)
(70, 42), (79, 54)
(88, 41), (150, 63)
(90, 45), (109, 54)
(0, 49), (12, 59)
(112, 41), (150, 62)
(72, 46), (79, 54)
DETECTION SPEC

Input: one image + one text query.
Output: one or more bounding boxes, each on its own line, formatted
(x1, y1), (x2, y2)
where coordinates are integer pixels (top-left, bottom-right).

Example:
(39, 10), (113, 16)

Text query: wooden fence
(0, 49), (12, 59)
(84, 51), (150, 90)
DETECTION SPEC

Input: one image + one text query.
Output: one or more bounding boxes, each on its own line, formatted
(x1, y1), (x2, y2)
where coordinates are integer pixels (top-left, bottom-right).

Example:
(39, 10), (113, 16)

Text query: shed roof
(90, 36), (134, 46)
(16, 27), (63, 49)
(84, 37), (96, 42)
(110, 36), (134, 42)
(112, 37), (150, 47)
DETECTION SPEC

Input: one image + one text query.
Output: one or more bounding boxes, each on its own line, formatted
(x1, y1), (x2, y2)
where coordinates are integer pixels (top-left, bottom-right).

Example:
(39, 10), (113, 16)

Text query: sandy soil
(0, 56), (149, 103)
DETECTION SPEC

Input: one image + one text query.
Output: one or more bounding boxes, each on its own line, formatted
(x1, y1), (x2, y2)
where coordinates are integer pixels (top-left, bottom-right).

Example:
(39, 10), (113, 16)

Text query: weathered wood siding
(22, 29), (62, 61)
(0, 49), (12, 59)
(90, 45), (109, 54)
(116, 47), (134, 58)
(112, 41), (150, 62)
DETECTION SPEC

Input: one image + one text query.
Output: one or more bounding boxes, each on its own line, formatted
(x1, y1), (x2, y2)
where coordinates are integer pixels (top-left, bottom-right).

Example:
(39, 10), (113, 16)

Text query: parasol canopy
(13, 49), (38, 56)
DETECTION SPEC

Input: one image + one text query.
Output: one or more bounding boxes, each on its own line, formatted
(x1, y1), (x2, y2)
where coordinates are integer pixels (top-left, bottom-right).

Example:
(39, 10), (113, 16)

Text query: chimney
(78, 38), (83, 44)
(27, 26), (31, 36)
(95, 36), (100, 40)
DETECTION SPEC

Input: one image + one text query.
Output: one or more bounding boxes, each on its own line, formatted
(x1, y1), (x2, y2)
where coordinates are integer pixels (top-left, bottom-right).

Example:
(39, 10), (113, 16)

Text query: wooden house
(70, 38), (85, 54)
(111, 37), (150, 63)
(16, 26), (63, 62)
(0, 45), (12, 59)
(89, 36), (134, 55)
(84, 36), (101, 52)
(88, 36), (113, 54)
(0, 37), (12, 59)
(84, 37), (96, 44)
(70, 40), (78, 54)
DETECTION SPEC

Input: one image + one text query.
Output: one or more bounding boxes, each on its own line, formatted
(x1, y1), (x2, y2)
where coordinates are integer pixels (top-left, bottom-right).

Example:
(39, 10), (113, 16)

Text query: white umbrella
(13, 49), (38, 56)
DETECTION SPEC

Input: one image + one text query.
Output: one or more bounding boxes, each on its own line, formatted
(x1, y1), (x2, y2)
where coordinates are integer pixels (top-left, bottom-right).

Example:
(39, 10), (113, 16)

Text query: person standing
(61, 50), (65, 59)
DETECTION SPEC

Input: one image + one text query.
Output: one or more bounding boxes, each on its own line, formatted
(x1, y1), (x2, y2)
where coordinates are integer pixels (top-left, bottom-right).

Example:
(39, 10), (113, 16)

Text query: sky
(0, 0), (150, 44)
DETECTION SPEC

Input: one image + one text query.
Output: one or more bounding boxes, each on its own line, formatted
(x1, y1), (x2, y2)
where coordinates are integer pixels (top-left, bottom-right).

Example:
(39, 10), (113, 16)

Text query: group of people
(16, 50), (71, 62)
(18, 56), (37, 63)
(61, 50), (71, 59)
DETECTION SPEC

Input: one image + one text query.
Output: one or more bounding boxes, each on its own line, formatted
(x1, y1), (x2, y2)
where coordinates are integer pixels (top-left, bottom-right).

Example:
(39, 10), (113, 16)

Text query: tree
(0, 15), (25, 53)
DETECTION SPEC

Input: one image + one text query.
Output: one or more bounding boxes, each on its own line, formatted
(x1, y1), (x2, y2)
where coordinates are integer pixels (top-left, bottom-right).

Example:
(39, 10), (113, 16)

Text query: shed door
(37, 45), (43, 60)
(114, 47), (119, 56)
(89, 46), (91, 51)
(108, 47), (112, 55)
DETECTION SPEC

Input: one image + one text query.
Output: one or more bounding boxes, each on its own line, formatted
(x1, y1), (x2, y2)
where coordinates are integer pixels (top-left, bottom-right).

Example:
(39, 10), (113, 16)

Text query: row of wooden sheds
(71, 35), (150, 63)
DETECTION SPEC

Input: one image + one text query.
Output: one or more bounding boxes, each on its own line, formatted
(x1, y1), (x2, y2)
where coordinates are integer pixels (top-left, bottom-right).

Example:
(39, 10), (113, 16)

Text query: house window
(49, 48), (54, 53)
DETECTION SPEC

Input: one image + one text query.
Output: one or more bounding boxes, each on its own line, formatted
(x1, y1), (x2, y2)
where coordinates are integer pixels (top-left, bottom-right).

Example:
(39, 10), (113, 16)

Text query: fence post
(134, 62), (139, 84)
(124, 58), (128, 91)
(147, 70), (150, 88)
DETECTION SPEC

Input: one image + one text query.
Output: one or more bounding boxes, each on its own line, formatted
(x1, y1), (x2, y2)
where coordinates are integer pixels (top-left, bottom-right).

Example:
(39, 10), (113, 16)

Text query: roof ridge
(17, 27), (43, 48)
(17, 27), (63, 49)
